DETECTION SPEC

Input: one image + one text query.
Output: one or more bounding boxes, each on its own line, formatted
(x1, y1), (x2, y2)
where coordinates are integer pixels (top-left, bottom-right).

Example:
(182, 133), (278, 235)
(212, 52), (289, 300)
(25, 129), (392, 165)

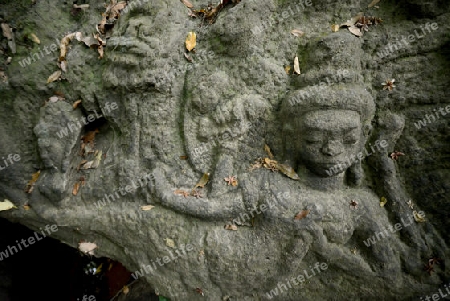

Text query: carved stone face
(299, 110), (362, 177)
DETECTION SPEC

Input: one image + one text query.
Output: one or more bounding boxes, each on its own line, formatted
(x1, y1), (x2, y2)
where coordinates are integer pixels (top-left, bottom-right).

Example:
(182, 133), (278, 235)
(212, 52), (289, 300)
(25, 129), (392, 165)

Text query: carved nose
(321, 140), (343, 156)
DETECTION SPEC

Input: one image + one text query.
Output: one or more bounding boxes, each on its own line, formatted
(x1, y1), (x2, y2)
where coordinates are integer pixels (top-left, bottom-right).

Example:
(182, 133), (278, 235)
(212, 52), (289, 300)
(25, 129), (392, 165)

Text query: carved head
(282, 85), (375, 180)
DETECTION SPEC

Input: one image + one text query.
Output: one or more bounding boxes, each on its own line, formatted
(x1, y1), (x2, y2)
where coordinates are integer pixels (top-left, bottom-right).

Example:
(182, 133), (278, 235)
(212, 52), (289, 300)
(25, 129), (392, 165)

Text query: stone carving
(1, 0), (449, 300)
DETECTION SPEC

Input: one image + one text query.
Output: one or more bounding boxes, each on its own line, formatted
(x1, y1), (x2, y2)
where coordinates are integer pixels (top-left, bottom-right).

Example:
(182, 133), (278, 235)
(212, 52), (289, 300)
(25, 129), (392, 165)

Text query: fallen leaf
(185, 31), (197, 52)
(290, 29), (304, 37)
(284, 65), (291, 74)
(195, 288), (204, 296)
(348, 25), (363, 37)
(174, 189), (190, 197)
(81, 129), (99, 145)
(294, 210), (310, 220)
(224, 224), (238, 231)
(29, 33), (40, 44)
(0, 199), (17, 211)
(122, 285), (130, 294)
(224, 176), (238, 186)
(73, 181), (81, 196)
(180, 155), (188, 160)
(59, 32), (82, 62)
(25, 170), (40, 193)
(380, 196), (387, 207)
(60, 60), (67, 72)
(165, 238), (176, 248)
(140, 205), (155, 211)
(341, 12), (364, 27)
(406, 200), (414, 210)
(47, 70), (61, 83)
(23, 204), (31, 210)
(276, 163), (300, 180)
(91, 150), (103, 168)
(73, 4), (90, 9)
(293, 56), (301, 75)
(331, 24), (340, 32)
(413, 211), (426, 223)
(184, 52), (193, 62)
(6, 57), (12, 64)
(264, 144), (274, 159)
(73, 99), (82, 109)
(194, 172), (209, 189)
(78, 242), (97, 255)
(0, 23), (13, 40)
(180, 0), (194, 8)
(368, 0), (381, 8)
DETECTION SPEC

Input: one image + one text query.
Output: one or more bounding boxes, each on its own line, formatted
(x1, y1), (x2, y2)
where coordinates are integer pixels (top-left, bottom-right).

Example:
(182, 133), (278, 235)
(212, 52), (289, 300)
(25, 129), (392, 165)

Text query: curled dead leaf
(73, 99), (82, 109)
(293, 56), (301, 75)
(140, 205), (155, 211)
(285, 65), (291, 75)
(341, 12), (364, 27)
(224, 224), (238, 231)
(185, 31), (197, 52)
(23, 204), (31, 210)
(264, 144), (274, 159)
(25, 170), (40, 193)
(348, 25), (363, 37)
(294, 209), (310, 220)
(380, 196), (387, 207)
(73, 4), (90, 9)
(413, 211), (426, 223)
(180, 0), (194, 8)
(194, 172), (209, 189)
(290, 29), (304, 37)
(122, 285), (129, 294)
(47, 70), (61, 84)
(29, 33), (40, 44)
(78, 242), (97, 255)
(73, 181), (81, 196)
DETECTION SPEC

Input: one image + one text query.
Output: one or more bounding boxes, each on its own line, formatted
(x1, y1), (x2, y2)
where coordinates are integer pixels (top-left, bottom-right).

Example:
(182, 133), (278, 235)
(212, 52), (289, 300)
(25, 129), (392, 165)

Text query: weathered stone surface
(0, 0), (450, 300)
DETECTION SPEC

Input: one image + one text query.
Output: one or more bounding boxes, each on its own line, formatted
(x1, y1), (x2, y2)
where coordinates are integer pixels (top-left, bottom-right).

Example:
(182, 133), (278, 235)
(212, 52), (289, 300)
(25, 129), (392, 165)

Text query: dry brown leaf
(30, 33), (40, 44)
(140, 205), (155, 211)
(122, 286), (130, 294)
(341, 12), (364, 27)
(25, 170), (40, 193)
(294, 209), (310, 220)
(23, 204), (31, 210)
(47, 70), (61, 83)
(368, 0), (380, 7)
(290, 29), (304, 37)
(293, 56), (301, 75)
(264, 144), (274, 159)
(180, 0), (194, 8)
(59, 32), (82, 61)
(331, 24), (340, 32)
(73, 99), (82, 109)
(73, 181), (81, 196)
(174, 189), (190, 197)
(348, 25), (363, 37)
(224, 224), (238, 231)
(276, 163), (300, 180)
(78, 242), (97, 255)
(81, 129), (99, 145)
(185, 31), (197, 51)
(380, 196), (387, 207)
